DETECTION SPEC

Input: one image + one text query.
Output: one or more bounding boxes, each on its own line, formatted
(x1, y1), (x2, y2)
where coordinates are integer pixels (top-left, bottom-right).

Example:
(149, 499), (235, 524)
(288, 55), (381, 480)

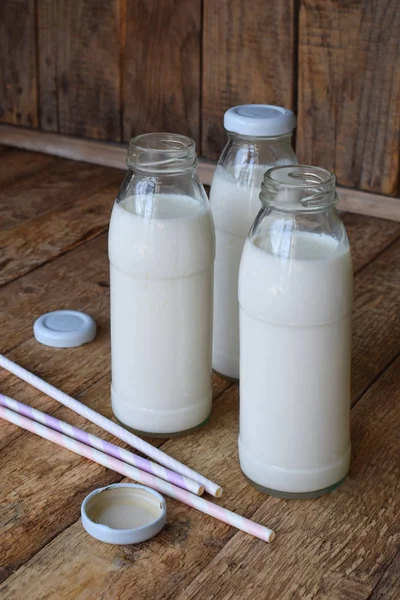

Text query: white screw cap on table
(34, 310), (97, 348)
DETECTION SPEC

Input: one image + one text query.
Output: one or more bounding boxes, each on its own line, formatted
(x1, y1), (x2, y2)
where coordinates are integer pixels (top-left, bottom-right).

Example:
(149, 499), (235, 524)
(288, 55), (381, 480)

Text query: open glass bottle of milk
(238, 166), (353, 498)
(210, 105), (297, 380)
(109, 133), (215, 437)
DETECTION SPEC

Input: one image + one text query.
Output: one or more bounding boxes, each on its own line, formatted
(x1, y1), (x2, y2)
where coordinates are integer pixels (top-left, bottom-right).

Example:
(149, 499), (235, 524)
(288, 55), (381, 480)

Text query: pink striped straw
(0, 404), (275, 543)
(0, 394), (203, 496)
(0, 354), (222, 497)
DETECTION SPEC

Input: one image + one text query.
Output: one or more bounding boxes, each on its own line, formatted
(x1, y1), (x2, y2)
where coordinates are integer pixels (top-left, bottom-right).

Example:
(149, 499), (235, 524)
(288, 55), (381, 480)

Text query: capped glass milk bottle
(238, 166), (353, 498)
(109, 133), (215, 436)
(210, 105), (297, 380)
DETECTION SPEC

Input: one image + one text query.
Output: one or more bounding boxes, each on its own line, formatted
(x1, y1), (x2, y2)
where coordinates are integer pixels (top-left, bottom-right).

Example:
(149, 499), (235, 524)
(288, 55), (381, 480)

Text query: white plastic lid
(81, 484), (167, 545)
(224, 104), (296, 137)
(33, 310), (97, 348)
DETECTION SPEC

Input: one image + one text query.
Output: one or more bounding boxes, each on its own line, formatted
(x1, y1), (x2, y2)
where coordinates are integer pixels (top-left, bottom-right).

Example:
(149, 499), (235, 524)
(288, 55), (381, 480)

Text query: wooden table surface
(0, 147), (399, 600)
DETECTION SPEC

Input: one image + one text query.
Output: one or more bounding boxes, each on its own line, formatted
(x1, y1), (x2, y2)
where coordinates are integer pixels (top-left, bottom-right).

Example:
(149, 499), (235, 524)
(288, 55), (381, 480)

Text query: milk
(238, 230), (352, 495)
(210, 164), (292, 379)
(210, 165), (265, 379)
(109, 195), (215, 435)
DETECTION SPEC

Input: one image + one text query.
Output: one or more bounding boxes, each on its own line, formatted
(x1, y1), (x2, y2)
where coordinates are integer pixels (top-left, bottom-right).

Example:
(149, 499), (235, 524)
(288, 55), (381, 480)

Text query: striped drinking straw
(0, 354), (222, 497)
(0, 403), (275, 543)
(0, 394), (204, 496)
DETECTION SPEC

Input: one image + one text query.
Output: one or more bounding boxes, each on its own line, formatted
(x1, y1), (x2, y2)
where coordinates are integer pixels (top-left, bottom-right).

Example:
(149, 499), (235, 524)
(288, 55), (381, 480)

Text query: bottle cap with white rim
(224, 104), (296, 137)
(34, 310), (97, 348)
(81, 483), (167, 545)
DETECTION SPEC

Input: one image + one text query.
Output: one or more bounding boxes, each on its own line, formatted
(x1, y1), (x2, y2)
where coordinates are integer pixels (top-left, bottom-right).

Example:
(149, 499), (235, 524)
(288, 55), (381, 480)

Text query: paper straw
(0, 393), (203, 496)
(0, 405), (275, 543)
(0, 354), (222, 497)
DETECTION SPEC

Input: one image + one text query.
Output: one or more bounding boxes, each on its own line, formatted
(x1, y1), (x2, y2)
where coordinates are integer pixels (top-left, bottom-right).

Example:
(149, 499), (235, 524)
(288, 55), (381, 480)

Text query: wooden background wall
(1, 0), (399, 197)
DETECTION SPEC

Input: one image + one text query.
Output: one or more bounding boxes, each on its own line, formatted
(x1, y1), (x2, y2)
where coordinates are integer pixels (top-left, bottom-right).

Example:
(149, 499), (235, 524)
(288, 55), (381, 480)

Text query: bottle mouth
(127, 133), (198, 173)
(261, 165), (337, 210)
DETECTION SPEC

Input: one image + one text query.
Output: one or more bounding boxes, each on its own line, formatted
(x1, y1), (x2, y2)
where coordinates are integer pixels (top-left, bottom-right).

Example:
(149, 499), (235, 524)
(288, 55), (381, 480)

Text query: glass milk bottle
(238, 166), (353, 498)
(210, 105), (297, 380)
(109, 133), (215, 436)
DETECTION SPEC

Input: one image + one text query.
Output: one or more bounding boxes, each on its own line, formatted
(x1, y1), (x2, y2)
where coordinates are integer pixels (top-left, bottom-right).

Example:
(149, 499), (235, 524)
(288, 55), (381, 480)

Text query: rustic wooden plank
(0, 125), (128, 170)
(36, 0), (58, 132)
(0, 155), (121, 233)
(172, 358), (400, 600)
(0, 229), (399, 596)
(0, 0), (37, 127)
(0, 181), (120, 285)
(202, 0), (296, 159)
(368, 550), (400, 600)
(122, 0), (201, 144)
(297, 0), (400, 196)
(342, 213), (400, 274)
(0, 148), (58, 195)
(336, 188), (400, 223)
(37, 0), (121, 140)
(351, 239), (400, 401)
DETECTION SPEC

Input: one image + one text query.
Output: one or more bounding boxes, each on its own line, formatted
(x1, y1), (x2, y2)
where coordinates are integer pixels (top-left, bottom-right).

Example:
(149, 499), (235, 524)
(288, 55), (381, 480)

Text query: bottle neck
(218, 132), (297, 174)
(260, 165), (337, 214)
(126, 133), (198, 175)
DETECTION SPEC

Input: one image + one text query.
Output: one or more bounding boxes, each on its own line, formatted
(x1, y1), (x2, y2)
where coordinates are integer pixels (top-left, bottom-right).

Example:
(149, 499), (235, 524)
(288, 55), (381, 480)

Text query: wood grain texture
(0, 0), (37, 127)
(368, 550), (400, 600)
(0, 182), (119, 285)
(37, 0), (121, 140)
(0, 125), (128, 170)
(0, 150), (122, 284)
(351, 238), (400, 402)
(36, 0), (58, 132)
(0, 155), (120, 233)
(0, 148), (57, 203)
(336, 187), (400, 222)
(202, 0), (296, 159)
(122, 0), (201, 143)
(342, 212), (400, 273)
(297, 0), (400, 196)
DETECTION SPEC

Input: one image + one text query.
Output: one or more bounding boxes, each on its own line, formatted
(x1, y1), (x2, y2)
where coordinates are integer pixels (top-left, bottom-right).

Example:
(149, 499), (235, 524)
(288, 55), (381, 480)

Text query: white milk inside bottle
(238, 166), (353, 498)
(210, 105), (297, 380)
(109, 134), (215, 436)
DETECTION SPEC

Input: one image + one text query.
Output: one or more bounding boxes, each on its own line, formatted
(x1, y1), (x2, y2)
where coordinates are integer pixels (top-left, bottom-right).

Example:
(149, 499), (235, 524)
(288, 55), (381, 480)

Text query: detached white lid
(224, 104), (296, 137)
(34, 310), (97, 348)
(81, 484), (167, 545)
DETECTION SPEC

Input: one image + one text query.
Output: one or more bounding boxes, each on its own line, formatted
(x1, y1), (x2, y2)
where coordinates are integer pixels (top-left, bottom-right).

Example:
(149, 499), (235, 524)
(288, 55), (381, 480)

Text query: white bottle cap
(224, 104), (296, 137)
(81, 484), (167, 545)
(33, 310), (97, 348)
